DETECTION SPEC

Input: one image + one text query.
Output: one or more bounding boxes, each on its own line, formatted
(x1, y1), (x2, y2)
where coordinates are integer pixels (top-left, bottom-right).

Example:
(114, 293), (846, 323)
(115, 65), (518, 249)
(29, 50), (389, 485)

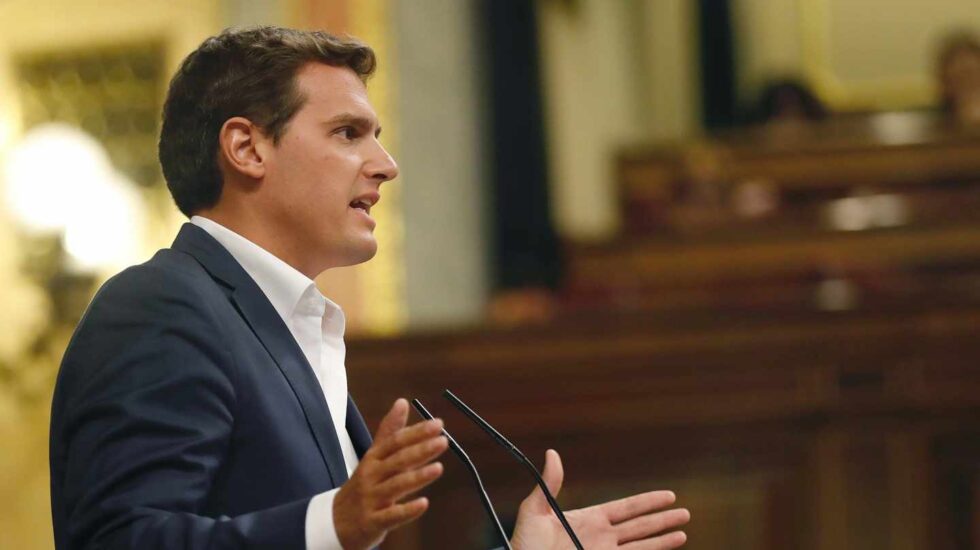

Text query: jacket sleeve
(53, 264), (309, 549)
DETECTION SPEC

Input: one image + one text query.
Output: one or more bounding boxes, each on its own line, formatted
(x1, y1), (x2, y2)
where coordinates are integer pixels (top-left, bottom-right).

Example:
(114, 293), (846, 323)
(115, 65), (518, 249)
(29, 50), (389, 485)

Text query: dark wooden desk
(348, 305), (980, 549)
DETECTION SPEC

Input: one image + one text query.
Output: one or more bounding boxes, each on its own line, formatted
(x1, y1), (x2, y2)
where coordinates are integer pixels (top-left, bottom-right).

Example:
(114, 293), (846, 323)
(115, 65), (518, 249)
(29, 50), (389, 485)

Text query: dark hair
(937, 30), (980, 72)
(752, 78), (827, 123)
(159, 26), (376, 217)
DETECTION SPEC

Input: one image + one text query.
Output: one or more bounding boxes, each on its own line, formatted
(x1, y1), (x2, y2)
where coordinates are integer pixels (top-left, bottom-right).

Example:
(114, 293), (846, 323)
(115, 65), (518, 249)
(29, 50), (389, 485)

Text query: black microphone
(411, 399), (513, 550)
(443, 389), (585, 550)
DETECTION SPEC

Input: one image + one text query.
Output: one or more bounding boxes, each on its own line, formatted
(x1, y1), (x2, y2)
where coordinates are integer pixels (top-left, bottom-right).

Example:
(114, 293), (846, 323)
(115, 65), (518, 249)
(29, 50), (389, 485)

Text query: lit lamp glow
(2, 123), (145, 273)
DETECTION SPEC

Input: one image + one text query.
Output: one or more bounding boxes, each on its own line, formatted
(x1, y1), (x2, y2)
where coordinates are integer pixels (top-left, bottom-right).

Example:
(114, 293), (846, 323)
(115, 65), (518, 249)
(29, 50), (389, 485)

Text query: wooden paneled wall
(352, 115), (980, 549)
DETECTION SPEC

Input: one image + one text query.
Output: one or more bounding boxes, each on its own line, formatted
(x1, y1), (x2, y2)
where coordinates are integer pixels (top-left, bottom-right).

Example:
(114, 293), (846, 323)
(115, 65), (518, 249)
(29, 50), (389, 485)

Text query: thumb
(524, 449), (564, 513)
(374, 398), (409, 442)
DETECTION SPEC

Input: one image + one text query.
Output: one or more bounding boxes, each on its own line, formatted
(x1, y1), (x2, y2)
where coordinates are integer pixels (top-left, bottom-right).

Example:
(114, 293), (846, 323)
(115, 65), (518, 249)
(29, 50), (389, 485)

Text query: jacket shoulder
(59, 248), (234, 385)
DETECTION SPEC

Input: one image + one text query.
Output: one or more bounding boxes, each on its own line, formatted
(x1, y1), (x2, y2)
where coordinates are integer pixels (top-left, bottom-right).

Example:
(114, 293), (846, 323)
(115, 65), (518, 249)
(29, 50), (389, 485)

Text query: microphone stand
(443, 389), (585, 550)
(411, 399), (513, 550)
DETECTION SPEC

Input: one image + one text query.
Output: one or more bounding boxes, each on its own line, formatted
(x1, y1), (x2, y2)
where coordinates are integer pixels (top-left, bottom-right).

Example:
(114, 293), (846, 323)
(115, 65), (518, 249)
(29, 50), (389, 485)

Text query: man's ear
(218, 117), (267, 180)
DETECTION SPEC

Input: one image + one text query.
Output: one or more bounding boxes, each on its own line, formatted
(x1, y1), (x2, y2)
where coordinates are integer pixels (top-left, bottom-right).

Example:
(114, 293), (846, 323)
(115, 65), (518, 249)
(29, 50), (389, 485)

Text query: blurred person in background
(48, 26), (690, 550)
(749, 78), (828, 127)
(937, 31), (980, 125)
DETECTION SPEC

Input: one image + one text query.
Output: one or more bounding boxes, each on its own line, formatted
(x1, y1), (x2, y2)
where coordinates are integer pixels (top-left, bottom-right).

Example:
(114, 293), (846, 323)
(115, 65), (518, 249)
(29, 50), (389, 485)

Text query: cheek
(265, 139), (357, 218)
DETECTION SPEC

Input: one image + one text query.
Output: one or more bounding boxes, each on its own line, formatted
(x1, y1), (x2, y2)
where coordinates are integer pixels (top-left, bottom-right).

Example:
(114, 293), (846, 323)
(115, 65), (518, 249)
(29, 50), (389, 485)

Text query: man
(49, 26), (689, 549)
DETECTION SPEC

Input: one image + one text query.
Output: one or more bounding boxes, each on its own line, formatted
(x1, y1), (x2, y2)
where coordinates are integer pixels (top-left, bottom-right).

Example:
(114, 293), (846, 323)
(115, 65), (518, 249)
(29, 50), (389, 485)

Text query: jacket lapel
(346, 395), (373, 458)
(172, 223), (349, 487)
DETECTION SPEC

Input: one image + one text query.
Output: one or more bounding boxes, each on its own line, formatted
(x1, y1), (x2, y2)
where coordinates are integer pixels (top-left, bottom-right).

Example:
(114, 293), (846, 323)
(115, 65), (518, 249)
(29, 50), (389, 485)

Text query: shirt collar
(190, 216), (344, 330)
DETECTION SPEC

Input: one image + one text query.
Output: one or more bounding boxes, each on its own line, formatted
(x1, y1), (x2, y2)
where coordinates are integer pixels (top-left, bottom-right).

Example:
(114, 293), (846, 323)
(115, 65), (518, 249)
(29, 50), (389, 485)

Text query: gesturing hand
(511, 450), (690, 550)
(333, 398), (449, 550)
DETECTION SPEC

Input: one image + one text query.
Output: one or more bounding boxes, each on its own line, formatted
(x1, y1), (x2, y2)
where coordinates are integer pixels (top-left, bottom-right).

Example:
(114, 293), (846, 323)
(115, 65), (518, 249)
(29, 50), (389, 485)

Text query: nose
(368, 141), (399, 183)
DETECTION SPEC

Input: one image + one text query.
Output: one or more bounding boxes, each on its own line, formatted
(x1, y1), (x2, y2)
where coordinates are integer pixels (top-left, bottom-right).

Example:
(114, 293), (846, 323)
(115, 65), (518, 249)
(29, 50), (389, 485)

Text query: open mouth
(349, 199), (372, 215)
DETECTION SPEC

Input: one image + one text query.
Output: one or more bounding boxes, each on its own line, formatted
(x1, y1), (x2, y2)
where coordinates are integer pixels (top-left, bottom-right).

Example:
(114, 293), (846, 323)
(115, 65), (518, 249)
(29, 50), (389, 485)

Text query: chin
(337, 240), (378, 267)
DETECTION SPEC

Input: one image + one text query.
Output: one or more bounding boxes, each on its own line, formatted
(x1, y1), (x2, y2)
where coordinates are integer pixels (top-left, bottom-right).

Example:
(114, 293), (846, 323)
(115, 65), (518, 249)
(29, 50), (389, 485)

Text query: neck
(195, 208), (324, 279)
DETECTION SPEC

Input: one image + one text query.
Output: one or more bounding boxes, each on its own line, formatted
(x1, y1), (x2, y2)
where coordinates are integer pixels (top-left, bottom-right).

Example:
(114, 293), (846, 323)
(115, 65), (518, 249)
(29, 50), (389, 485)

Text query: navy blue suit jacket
(50, 223), (373, 549)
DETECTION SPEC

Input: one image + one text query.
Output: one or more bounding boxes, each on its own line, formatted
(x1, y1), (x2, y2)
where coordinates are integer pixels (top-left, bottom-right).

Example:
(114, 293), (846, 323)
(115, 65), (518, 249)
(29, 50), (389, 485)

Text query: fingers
(621, 530), (687, 550)
(373, 496), (430, 530)
(616, 507), (691, 545)
(375, 461), (444, 502)
(334, 399), (449, 549)
(541, 449), (564, 497)
(520, 449), (565, 515)
(604, 490), (679, 524)
(366, 398), (450, 492)
(373, 398), (410, 442)
(610, 492), (689, 550)
(379, 432), (448, 473)
(372, 414), (445, 461)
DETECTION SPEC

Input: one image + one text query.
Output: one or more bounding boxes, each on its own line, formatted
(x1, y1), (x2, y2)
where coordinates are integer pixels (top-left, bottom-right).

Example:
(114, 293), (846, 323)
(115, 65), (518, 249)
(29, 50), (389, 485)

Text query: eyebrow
(324, 113), (382, 137)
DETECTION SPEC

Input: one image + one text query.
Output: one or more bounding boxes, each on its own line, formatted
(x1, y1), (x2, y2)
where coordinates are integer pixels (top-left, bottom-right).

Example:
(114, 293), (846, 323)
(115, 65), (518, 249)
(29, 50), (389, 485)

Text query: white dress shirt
(191, 216), (358, 550)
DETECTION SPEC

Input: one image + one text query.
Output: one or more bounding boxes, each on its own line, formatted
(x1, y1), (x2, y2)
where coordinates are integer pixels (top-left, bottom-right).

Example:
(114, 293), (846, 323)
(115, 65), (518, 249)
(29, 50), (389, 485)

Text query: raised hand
(333, 398), (449, 549)
(511, 450), (690, 550)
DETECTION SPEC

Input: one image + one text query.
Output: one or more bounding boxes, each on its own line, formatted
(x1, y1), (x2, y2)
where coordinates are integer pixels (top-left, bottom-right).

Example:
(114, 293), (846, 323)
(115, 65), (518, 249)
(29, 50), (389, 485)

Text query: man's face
(257, 62), (398, 275)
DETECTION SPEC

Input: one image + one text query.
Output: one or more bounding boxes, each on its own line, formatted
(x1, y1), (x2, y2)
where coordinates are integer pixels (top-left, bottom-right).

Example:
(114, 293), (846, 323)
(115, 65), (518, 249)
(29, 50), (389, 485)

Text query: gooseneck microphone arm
(442, 389), (585, 550)
(411, 399), (513, 550)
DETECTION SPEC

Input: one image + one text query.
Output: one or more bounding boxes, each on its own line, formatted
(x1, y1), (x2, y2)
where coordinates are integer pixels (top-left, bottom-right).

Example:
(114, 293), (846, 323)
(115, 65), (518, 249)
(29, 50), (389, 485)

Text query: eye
(335, 126), (359, 140)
